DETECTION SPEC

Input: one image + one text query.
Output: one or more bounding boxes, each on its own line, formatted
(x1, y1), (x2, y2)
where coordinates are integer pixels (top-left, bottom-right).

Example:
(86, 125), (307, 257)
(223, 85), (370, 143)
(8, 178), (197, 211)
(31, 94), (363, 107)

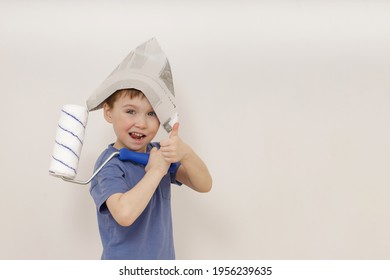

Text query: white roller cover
(49, 104), (88, 179)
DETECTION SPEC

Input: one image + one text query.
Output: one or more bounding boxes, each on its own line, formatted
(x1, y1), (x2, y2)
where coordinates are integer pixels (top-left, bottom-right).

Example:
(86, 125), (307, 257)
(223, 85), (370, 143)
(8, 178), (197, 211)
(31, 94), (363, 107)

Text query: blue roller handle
(118, 148), (180, 173)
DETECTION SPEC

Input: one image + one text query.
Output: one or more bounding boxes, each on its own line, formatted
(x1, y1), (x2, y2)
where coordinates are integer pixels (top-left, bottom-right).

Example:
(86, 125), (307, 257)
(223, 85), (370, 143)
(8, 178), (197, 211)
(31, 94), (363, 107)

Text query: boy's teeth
(130, 132), (145, 139)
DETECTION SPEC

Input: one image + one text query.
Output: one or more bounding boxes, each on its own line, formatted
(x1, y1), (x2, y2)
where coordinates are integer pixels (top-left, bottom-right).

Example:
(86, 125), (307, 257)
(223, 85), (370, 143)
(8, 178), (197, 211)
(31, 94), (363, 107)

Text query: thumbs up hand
(160, 122), (190, 163)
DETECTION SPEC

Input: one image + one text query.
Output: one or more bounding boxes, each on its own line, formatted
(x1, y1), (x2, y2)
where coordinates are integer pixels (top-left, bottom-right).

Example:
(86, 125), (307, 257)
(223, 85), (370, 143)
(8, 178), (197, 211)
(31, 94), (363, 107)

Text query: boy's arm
(176, 148), (212, 193)
(160, 123), (212, 193)
(105, 147), (169, 227)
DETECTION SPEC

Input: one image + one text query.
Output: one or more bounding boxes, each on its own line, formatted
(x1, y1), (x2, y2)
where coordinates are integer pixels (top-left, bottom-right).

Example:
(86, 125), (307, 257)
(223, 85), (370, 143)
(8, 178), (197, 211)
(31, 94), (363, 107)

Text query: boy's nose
(134, 115), (147, 128)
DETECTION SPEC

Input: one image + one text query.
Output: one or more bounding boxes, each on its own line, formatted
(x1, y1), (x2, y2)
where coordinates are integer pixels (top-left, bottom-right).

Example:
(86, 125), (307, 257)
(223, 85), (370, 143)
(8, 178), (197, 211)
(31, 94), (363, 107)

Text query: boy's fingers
(159, 139), (169, 147)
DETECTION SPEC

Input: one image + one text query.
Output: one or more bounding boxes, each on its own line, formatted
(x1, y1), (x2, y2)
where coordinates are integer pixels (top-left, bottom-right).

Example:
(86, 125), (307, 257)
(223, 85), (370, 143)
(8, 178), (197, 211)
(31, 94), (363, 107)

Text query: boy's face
(104, 94), (160, 153)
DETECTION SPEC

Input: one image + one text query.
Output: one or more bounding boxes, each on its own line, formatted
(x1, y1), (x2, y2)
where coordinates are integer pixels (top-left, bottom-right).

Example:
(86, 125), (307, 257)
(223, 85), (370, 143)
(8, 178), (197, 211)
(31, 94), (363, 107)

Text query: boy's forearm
(179, 148), (212, 193)
(107, 169), (165, 227)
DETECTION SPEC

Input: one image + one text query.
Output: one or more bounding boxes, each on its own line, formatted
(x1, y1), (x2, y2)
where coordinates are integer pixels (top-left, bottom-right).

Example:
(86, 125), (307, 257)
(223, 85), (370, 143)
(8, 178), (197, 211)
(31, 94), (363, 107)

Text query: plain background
(1, 0), (389, 259)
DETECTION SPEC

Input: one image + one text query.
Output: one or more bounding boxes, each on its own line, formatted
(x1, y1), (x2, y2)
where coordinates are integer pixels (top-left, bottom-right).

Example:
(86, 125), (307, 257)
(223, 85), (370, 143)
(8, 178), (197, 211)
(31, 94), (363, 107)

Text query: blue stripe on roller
(51, 156), (77, 175)
(55, 140), (80, 159)
(62, 109), (86, 128)
(58, 124), (83, 144)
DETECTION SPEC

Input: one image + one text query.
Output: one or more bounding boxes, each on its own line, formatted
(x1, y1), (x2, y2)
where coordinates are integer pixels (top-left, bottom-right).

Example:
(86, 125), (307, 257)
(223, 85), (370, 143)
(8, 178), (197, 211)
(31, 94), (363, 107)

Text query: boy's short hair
(104, 88), (144, 108)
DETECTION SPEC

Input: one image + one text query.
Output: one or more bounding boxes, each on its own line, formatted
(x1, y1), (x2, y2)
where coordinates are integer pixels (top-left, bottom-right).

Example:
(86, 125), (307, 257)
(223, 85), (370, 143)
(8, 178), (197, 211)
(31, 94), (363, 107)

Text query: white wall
(1, 0), (389, 259)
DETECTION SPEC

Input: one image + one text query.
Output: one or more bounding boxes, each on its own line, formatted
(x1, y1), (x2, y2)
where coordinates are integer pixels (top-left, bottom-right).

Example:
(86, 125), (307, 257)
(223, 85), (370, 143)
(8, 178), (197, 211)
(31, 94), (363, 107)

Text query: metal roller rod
(60, 151), (119, 185)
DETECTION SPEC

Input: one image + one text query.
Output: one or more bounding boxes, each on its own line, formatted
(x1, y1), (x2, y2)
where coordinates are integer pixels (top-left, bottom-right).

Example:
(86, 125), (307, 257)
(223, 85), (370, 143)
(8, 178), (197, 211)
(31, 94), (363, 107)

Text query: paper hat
(86, 38), (178, 132)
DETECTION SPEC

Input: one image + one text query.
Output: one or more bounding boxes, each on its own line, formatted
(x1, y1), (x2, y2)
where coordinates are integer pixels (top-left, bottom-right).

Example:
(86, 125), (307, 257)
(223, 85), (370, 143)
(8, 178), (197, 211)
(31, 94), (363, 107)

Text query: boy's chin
(113, 141), (146, 153)
(126, 142), (149, 153)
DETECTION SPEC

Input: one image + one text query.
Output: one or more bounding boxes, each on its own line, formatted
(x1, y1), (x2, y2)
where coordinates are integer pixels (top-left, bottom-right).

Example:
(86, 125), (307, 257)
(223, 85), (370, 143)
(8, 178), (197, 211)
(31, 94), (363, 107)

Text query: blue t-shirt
(89, 143), (181, 260)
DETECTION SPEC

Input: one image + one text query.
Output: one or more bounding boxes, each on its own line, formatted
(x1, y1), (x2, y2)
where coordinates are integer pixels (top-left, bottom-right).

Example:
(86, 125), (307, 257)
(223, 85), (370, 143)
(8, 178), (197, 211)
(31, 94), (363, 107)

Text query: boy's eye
(127, 109), (136, 115)
(148, 111), (157, 117)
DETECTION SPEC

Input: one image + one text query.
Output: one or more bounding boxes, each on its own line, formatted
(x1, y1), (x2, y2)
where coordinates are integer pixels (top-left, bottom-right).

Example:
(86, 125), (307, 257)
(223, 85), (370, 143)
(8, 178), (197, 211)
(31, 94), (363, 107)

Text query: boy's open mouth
(130, 132), (146, 140)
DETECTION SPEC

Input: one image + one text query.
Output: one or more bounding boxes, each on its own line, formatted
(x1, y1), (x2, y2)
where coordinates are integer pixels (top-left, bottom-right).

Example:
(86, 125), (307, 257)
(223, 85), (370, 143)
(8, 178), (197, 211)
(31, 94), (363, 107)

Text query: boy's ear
(103, 103), (113, 123)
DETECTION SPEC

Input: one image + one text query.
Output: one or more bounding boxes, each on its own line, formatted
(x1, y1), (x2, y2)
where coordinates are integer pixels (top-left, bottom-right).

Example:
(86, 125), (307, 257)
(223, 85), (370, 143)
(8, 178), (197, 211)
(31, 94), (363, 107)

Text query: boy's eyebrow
(122, 103), (137, 108)
(121, 103), (154, 112)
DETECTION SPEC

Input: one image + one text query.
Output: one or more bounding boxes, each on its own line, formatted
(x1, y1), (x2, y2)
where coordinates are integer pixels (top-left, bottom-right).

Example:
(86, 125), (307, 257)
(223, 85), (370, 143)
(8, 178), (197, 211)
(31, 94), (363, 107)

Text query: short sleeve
(169, 163), (182, 186)
(90, 161), (130, 214)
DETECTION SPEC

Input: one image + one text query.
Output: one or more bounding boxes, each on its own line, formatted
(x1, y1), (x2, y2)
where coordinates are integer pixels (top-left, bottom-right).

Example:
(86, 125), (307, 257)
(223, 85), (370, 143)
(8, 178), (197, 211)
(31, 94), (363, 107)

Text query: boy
(90, 88), (212, 260)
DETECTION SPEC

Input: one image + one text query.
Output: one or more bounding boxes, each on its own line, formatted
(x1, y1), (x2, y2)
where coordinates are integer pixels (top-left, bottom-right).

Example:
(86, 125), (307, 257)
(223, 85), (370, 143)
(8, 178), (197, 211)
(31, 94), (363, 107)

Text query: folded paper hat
(86, 37), (178, 132)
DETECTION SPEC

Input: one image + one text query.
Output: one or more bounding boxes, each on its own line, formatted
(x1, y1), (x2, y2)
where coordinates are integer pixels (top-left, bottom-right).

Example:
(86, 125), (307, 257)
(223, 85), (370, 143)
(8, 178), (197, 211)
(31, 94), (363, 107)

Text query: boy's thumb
(169, 122), (180, 138)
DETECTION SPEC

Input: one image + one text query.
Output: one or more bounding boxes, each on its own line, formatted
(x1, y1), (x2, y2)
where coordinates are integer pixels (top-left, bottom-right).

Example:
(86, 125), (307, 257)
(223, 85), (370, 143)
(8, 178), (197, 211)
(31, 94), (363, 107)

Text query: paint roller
(49, 104), (179, 185)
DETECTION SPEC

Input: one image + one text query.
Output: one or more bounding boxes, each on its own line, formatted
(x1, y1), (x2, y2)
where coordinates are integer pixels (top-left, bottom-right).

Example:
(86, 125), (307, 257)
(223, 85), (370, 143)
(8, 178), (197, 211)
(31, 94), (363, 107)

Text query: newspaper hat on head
(87, 37), (178, 133)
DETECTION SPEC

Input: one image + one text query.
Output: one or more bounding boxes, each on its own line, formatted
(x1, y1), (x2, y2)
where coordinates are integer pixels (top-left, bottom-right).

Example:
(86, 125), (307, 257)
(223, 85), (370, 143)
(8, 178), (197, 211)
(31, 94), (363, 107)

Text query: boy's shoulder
(95, 144), (118, 165)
